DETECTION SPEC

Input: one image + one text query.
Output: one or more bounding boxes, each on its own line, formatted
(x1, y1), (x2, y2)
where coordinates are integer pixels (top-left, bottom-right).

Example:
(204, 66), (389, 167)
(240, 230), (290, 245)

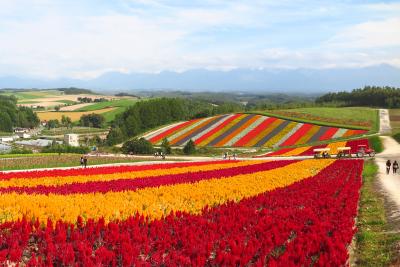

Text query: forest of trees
(0, 95), (39, 132)
(106, 98), (243, 145)
(316, 86), (400, 108)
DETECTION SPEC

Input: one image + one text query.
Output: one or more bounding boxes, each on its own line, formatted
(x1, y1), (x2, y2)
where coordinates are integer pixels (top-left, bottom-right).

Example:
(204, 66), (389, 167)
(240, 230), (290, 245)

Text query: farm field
(75, 99), (138, 111)
(0, 159), (363, 265)
(0, 154), (143, 170)
(41, 126), (108, 136)
(259, 139), (369, 157)
(260, 107), (378, 131)
(389, 109), (400, 134)
(36, 108), (115, 122)
(146, 113), (367, 148)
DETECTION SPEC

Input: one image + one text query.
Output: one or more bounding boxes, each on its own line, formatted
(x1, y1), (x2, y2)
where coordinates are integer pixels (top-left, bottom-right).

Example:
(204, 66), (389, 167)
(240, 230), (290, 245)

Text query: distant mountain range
(1, 64), (399, 93)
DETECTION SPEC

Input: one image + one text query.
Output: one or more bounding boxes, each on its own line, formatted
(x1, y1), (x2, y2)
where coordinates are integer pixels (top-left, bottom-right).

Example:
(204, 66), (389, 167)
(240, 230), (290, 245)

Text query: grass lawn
(257, 107), (378, 131)
(355, 160), (400, 266)
(56, 99), (77, 105)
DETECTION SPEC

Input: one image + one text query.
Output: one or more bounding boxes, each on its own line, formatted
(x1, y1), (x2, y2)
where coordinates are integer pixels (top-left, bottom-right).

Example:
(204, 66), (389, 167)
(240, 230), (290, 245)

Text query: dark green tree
(79, 113), (105, 128)
(183, 139), (196, 155)
(122, 138), (154, 154)
(0, 112), (13, 132)
(161, 138), (172, 154)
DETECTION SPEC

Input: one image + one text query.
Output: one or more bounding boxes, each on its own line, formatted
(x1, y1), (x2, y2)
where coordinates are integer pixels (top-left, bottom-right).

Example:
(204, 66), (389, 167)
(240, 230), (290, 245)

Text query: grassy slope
(252, 107), (378, 131)
(355, 160), (400, 266)
(76, 99), (139, 123)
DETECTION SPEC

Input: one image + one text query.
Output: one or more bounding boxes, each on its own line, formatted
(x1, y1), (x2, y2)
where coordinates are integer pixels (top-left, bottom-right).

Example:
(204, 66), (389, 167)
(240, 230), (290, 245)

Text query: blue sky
(0, 0), (399, 79)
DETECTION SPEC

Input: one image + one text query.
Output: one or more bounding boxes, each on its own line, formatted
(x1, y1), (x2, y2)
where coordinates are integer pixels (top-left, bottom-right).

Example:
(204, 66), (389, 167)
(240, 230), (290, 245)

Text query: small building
(0, 136), (15, 143)
(16, 132), (31, 139)
(64, 134), (79, 147)
(15, 139), (59, 147)
(0, 143), (11, 153)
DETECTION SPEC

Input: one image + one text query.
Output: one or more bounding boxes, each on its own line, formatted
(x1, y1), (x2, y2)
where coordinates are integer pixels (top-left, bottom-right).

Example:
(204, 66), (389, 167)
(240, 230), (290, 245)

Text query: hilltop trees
(79, 114), (105, 128)
(106, 98), (243, 145)
(0, 95), (39, 132)
(316, 86), (400, 108)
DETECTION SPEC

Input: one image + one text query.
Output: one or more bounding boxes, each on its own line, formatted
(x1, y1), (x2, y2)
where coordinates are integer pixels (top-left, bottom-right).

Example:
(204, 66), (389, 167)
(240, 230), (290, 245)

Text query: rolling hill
(144, 113), (368, 148)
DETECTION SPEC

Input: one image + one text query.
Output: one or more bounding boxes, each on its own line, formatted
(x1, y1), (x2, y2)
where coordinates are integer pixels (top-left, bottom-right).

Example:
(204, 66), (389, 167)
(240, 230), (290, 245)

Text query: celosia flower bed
(0, 159), (363, 265)
(259, 138), (370, 157)
(144, 113), (367, 147)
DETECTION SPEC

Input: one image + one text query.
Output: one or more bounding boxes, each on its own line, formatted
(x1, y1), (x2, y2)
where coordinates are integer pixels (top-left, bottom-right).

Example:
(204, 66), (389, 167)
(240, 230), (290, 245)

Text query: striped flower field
(258, 138), (370, 157)
(0, 159), (363, 265)
(145, 113), (368, 147)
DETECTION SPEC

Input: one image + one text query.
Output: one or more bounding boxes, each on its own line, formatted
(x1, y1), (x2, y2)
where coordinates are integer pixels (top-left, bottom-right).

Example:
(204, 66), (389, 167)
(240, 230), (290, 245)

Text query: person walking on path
(393, 160), (399, 174)
(83, 156), (88, 168)
(80, 156), (84, 167)
(386, 160), (392, 174)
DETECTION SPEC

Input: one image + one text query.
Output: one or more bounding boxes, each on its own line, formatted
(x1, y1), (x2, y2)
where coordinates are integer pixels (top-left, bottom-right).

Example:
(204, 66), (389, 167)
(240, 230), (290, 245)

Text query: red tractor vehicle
(356, 145), (375, 158)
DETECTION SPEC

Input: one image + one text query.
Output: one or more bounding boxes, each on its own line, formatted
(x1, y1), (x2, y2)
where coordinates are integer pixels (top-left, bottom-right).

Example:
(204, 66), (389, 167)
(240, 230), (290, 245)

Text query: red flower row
(0, 160), (295, 195)
(0, 160), (363, 266)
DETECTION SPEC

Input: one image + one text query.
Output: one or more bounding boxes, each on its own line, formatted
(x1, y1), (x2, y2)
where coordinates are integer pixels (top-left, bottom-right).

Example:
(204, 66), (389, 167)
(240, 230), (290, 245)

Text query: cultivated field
(146, 113), (367, 148)
(36, 108), (115, 121)
(0, 159), (362, 265)
(390, 109), (400, 134)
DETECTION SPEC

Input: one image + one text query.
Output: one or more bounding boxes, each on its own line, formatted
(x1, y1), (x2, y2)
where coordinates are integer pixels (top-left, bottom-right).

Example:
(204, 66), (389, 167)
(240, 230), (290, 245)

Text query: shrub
(368, 136), (383, 153)
(183, 139), (196, 155)
(9, 147), (33, 154)
(42, 145), (90, 154)
(161, 138), (172, 154)
(122, 138), (154, 155)
(393, 133), (400, 144)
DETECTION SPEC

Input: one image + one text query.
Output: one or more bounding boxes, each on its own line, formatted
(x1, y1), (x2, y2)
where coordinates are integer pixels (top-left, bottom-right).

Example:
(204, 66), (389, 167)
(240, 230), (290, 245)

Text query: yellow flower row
(0, 160), (264, 189)
(0, 159), (334, 224)
(327, 141), (347, 154)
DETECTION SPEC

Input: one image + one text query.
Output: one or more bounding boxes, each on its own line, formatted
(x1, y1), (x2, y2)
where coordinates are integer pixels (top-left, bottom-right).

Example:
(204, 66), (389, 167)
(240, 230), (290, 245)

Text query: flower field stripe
(214, 114), (260, 147)
(326, 141), (347, 154)
(226, 115), (266, 147)
(268, 122), (302, 147)
(0, 161), (260, 189)
(0, 159), (334, 224)
(166, 118), (210, 145)
(280, 123), (313, 147)
(307, 126), (331, 142)
(143, 121), (182, 140)
(347, 139), (369, 153)
(319, 127), (339, 140)
(299, 144), (327, 156)
(332, 128), (347, 139)
(258, 147), (294, 157)
(149, 119), (196, 143)
(0, 160), (237, 180)
(199, 114), (246, 146)
(194, 114), (241, 145)
(191, 114), (236, 145)
(0, 160), (362, 266)
(173, 115), (228, 146)
(169, 116), (214, 145)
(1, 161), (296, 195)
(281, 146), (311, 156)
(236, 117), (278, 147)
(295, 125), (321, 145)
(211, 114), (258, 147)
(250, 120), (290, 147)
(249, 119), (288, 147)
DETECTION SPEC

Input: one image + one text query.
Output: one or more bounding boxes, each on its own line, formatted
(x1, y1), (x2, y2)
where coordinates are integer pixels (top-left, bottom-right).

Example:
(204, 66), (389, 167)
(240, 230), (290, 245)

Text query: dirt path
(376, 136), (400, 212)
(379, 109), (392, 134)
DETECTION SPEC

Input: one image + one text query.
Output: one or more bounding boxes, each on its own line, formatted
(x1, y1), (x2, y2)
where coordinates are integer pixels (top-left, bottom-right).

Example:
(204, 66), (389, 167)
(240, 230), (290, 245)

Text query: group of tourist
(154, 151), (166, 159)
(386, 160), (399, 174)
(223, 152), (237, 160)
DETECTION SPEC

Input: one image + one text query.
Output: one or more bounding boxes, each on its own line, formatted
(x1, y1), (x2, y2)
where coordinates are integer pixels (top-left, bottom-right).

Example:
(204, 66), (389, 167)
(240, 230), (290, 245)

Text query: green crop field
(76, 99), (140, 123)
(389, 109), (400, 134)
(260, 107), (378, 131)
(76, 99), (138, 111)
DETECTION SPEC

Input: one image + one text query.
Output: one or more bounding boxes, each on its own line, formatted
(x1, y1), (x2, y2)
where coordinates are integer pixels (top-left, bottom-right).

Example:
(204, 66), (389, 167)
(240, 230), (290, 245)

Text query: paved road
(379, 109), (392, 134)
(376, 136), (400, 210)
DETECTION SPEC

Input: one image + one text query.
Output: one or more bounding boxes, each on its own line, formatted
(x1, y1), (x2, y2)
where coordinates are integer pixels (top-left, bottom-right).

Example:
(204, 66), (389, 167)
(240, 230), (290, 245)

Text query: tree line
(316, 86), (400, 108)
(106, 98), (243, 145)
(0, 95), (39, 132)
